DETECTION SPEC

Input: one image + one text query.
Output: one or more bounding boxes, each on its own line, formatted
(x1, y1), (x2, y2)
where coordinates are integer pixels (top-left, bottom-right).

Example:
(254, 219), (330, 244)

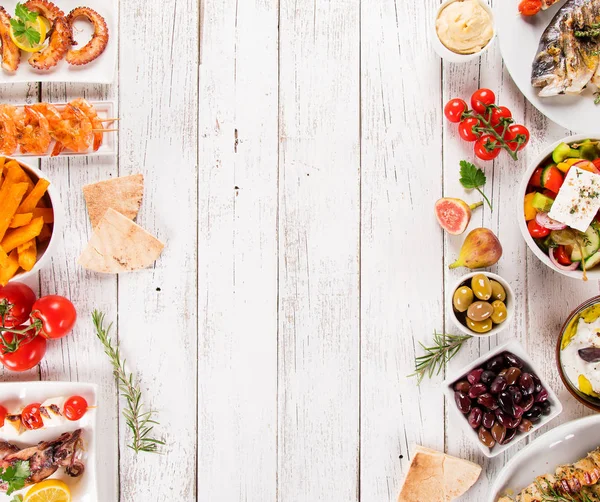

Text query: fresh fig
(449, 228), (503, 269)
(435, 198), (483, 235)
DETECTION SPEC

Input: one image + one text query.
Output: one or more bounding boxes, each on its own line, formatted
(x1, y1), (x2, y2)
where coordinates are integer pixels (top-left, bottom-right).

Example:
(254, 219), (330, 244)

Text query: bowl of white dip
(557, 296), (600, 412)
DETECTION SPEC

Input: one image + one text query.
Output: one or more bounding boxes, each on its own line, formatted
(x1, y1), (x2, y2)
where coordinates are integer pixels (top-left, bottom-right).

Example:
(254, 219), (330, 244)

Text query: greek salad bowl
(518, 134), (600, 281)
(556, 295), (600, 413)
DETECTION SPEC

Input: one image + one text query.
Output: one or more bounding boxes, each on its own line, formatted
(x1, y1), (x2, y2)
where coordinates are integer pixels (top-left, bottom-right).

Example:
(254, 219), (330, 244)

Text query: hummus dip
(562, 303), (600, 397)
(436, 0), (493, 55)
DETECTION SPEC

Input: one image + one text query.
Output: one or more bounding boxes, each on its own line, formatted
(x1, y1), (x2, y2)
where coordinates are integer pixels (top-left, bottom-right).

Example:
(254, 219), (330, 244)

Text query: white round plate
(495, 0), (600, 133)
(488, 414), (600, 502)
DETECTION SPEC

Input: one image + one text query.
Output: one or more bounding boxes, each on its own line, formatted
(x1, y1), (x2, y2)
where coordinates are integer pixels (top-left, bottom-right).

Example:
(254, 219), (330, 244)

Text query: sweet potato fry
(0, 182), (28, 242)
(0, 246), (7, 269)
(4, 161), (29, 185)
(17, 179), (50, 214)
(1, 217), (44, 253)
(9, 213), (32, 228)
(37, 224), (52, 243)
(32, 208), (54, 224)
(17, 239), (36, 272)
(0, 250), (19, 286)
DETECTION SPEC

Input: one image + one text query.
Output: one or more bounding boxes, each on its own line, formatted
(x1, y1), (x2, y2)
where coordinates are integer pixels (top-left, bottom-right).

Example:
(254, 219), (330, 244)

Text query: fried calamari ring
(0, 7), (20, 73)
(23, 0), (64, 22)
(28, 16), (70, 70)
(66, 7), (108, 66)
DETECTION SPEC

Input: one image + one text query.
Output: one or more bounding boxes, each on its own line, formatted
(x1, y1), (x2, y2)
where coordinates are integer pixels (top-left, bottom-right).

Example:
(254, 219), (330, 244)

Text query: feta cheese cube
(548, 167), (600, 232)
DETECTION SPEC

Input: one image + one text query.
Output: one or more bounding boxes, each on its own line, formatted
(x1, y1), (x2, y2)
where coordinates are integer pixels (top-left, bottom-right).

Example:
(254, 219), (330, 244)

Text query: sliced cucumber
(531, 192), (554, 212)
(552, 142), (580, 163)
(571, 225), (600, 261)
(585, 250), (600, 270)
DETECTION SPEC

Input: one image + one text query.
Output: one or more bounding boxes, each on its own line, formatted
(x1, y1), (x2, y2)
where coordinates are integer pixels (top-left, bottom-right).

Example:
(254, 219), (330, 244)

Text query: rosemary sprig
(92, 310), (165, 454)
(410, 331), (472, 383)
(535, 481), (595, 502)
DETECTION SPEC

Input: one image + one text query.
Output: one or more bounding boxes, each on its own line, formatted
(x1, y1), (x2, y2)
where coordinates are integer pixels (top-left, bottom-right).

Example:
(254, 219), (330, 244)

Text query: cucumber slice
(531, 192), (554, 212)
(571, 225), (600, 261)
(552, 142), (580, 163)
(585, 250), (600, 270)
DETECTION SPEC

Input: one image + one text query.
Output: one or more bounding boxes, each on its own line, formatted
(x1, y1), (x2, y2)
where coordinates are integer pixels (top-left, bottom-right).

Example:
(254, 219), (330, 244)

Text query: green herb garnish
(92, 311), (165, 454)
(9, 3), (40, 46)
(459, 160), (493, 211)
(410, 332), (472, 383)
(1, 461), (30, 496)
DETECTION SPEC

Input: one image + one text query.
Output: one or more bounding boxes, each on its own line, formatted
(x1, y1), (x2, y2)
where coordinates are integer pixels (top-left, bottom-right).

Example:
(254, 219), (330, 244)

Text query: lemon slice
(9, 16), (47, 53)
(24, 479), (71, 502)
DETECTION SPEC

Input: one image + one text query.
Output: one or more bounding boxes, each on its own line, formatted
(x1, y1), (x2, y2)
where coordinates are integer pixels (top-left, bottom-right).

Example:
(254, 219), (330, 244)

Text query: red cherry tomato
(64, 396), (88, 421)
(0, 405), (7, 428)
(519, 0), (542, 16)
(542, 165), (564, 193)
(530, 166), (543, 188)
(528, 219), (551, 239)
(0, 283), (36, 329)
(490, 106), (512, 133)
(444, 98), (468, 123)
(474, 134), (501, 161)
(30, 295), (77, 340)
(554, 246), (573, 266)
(592, 159), (600, 170)
(0, 329), (47, 372)
(504, 124), (530, 151)
(458, 117), (480, 142)
(471, 89), (496, 115)
(21, 403), (44, 430)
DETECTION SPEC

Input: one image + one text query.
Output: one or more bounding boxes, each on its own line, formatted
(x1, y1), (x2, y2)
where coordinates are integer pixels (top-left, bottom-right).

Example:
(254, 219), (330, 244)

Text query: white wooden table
(1, 0), (596, 500)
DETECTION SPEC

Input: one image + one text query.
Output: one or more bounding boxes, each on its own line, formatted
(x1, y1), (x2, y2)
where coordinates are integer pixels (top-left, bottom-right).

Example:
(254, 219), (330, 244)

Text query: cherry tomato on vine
(554, 246), (572, 266)
(0, 283), (36, 328)
(504, 124), (530, 151)
(64, 396), (88, 421)
(21, 403), (44, 430)
(474, 134), (501, 161)
(471, 89), (495, 115)
(490, 106), (512, 133)
(0, 406), (7, 428)
(31, 295), (77, 340)
(0, 329), (46, 372)
(527, 219), (551, 239)
(444, 98), (468, 123)
(458, 117), (480, 142)
(519, 0), (542, 16)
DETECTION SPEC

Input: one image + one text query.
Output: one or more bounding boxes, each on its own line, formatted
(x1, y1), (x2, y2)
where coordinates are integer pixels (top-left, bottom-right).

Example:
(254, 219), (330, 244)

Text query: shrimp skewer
(66, 8), (109, 66)
(51, 104), (93, 156)
(0, 8), (20, 73)
(69, 98), (104, 151)
(17, 106), (51, 155)
(0, 105), (18, 155)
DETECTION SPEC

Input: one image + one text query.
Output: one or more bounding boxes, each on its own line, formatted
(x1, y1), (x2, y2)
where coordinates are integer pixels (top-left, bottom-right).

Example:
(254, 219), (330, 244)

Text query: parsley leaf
(1, 461), (30, 495)
(459, 160), (493, 211)
(21, 27), (40, 45)
(15, 3), (37, 23)
(10, 4), (40, 46)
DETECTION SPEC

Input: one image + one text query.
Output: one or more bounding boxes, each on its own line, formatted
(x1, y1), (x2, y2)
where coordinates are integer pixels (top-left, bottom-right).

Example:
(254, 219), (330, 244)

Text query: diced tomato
(593, 158), (600, 171)
(541, 165), (564, 193)
(530, 167), (543, 188)
(554, 246), (572, 266)
(542, 189), (556, 200)
(528, 219), (550, 239)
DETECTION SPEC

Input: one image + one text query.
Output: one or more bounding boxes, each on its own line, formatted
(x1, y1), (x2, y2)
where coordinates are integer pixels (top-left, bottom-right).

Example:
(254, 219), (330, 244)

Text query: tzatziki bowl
(518, 135), (600, 281)
(557, 295), (600, 412)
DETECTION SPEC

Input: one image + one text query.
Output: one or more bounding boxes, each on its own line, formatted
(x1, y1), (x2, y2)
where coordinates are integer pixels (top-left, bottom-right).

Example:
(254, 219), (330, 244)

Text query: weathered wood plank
(197, 0), (279, 500)
(278, 0), (361, 500)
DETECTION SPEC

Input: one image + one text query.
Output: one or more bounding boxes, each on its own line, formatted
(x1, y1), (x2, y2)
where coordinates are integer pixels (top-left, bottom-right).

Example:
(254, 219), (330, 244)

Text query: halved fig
(435, 198), (482, 235)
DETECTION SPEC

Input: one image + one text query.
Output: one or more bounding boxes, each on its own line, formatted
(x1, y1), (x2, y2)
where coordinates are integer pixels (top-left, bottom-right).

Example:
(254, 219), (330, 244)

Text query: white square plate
(9, 100), (116, 158)
(0, 381), (98, 502)
(0, 0), (117, 84)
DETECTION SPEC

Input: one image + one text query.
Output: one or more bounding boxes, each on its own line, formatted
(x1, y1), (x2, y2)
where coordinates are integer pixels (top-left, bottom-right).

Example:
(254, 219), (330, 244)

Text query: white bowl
(431, 0), (496, 63)
(7, 160), (62, 283)
(517, 134), (600, 281)
(449, 272), (515, 338)
(488, 414), (600, 502)
(443, 340), (563, 459)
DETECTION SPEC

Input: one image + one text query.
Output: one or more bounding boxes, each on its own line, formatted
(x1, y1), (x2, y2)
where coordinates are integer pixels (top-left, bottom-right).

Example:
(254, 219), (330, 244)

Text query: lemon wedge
(9, 16), (47, 53)
(24, 479), (71, 502)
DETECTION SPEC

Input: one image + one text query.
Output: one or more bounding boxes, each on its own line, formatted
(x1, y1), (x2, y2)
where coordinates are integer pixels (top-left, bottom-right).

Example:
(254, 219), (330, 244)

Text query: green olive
(471, 274), (492, 301)
(491, 300), (508, 324)
(490, 280), (506, 302)
(466, 317), (493, 334)
(453, 286), (474, 313)
(467, 301), (494, 322)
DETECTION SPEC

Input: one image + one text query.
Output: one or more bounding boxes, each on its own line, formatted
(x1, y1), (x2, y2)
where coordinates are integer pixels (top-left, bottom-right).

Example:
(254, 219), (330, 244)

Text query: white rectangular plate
(9, 100), (116, 158)
(0, 381), (98, 502)
(0, 0), (117, 84)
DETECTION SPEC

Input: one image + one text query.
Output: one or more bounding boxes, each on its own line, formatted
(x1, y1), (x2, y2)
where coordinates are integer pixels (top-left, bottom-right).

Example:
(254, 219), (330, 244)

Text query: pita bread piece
(78, 208), (164, 273)
(398, 445), (481, 502)
(83, 174), (144, 228)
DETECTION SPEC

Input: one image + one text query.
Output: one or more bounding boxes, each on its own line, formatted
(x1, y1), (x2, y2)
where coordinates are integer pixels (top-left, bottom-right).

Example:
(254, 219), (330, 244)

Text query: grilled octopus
(0, 429), (84, 492)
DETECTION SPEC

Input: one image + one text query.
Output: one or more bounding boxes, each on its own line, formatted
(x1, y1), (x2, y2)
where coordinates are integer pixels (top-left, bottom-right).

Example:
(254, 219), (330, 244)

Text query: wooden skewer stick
(101, 118), (120, 122)
(93, 128), (119, 133)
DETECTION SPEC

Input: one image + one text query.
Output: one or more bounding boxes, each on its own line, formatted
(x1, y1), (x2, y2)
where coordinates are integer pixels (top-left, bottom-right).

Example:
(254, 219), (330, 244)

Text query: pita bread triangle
(398, 445), (481, 502)
(83, 174), (144, 228)
(78, 208), (164, 273)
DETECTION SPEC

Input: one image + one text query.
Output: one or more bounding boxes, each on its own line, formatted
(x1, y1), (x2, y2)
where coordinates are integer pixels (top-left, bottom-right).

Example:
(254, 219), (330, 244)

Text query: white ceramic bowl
(449, 272), (515, 338)
(517, 134), (600, 281)
(443, 340), (563, 459)
(8, 160), (62, 283)
(488, 414), (600, 502)
(431, 0), (496, 63)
